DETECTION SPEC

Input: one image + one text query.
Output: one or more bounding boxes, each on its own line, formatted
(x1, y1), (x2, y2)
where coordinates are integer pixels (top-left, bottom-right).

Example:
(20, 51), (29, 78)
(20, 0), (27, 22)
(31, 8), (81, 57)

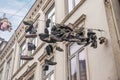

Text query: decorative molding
(6, 48), (14, 60)
(41, 0), (54, 13)
(17, 32), (26, 43)
(0, 35), (16, 62)
(38, 52), (46, 62)
(0, 60), (5, 68)
(73, 14), (86, 27)
(11, 61), (29, 79)
(41, 0), (51, 11)
(17, 62), (37, 80)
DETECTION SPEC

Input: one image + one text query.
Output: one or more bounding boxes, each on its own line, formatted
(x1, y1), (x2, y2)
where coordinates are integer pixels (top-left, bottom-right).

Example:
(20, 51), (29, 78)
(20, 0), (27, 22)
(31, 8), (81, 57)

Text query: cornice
(0, 34), (16, 61)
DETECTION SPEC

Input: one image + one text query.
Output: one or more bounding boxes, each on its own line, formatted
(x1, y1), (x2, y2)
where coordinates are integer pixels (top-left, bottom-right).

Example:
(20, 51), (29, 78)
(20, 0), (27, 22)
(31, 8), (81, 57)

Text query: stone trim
(0, 35), (16, 61)
(12, 62), (37, 80)
(0, 60), (5, 68)
(6, 48), (13, 60)
(41, 0), (55, 14)
(11, 61), (29, 79)
(15, 62), (37, 80)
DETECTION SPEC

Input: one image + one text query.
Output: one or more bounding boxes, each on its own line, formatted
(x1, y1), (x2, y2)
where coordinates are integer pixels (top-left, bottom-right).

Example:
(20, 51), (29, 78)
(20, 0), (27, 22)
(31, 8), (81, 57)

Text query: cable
(0, 12), (106, 32)
(0, 11), (25, 17)
(0, 11), (106, 32)
(8, 0), (34, 19)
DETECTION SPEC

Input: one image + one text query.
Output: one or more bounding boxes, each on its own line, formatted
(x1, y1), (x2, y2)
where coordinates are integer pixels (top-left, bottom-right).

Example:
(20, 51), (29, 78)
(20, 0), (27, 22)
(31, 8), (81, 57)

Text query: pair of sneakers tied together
(20, 19), (36, 60)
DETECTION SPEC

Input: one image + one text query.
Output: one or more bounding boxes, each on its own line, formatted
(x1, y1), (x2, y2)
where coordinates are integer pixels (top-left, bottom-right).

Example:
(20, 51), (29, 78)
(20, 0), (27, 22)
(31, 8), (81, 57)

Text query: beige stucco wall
(55, 0), (118, 80)
(0, 0), (119, 80)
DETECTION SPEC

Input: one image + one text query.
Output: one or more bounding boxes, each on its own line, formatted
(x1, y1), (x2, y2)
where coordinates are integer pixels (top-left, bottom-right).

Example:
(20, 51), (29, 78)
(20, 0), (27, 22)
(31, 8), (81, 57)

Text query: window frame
(66, 0), (82, 13)
(19, 40), (26, 67)
(45, 4), (55, 34)
(42, 57), (55, 80)
(4, 59), (12, 80)
(68, 42), (87, 80)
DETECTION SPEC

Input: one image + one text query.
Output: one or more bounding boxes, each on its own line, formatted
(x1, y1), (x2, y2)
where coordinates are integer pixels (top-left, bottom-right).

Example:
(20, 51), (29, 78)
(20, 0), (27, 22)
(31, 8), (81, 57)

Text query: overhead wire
(8, 0), (34, 19)
(0, 0), (105, 32)
(0, 11), (105, 32)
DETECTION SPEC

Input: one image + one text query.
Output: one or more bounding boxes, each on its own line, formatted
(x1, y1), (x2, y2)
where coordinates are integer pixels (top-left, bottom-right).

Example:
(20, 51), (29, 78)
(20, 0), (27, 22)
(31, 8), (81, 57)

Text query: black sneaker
(46, 19), (51, 28)
(46, 44), (53, 55)
(56, 47), (64, 52)
(99, 37), (106, 44)
(43, 65), (49, 71)
(45, 59), (57, 65)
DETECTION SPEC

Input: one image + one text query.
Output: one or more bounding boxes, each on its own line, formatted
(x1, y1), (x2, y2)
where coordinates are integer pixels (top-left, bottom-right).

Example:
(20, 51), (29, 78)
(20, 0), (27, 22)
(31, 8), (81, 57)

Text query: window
(19, 40), (26, 67)
(5, 60), (11, 80)
(29, 38), (37, 55)
(67, 0), (81, 12)
(0, 69), (3, 80)
(45, 4), (55, 34)
(68, 43), (87, 80)
(43, 58), (55, 80)
(45, 66), (54, 80)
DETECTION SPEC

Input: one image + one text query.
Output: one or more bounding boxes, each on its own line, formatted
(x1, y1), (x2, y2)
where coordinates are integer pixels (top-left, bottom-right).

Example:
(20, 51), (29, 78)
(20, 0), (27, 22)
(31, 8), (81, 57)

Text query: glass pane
(50, 73), (54, 80)
(21, 41), (26, 52)
(20, 52), (25, 67)
(45, 65), (54, 76)
(75, 0), (80, 6)
(68, 0), (74, 12)
(46, 78), (49, 80)
(70, 43), (82, 55)
(48, 7), (55, 19)
(70, 57), (77, 80)
(79, 50), (87, 80)
(46, 6), (55, 34)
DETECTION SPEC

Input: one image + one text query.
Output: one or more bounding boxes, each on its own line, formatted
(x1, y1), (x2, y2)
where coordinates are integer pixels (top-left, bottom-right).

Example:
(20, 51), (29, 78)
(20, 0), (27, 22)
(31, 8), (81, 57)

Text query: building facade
(0, 0), (120, 80)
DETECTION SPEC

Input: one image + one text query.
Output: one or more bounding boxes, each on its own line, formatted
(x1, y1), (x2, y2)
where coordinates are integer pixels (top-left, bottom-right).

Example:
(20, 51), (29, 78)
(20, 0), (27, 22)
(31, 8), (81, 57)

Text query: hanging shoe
(44, 28), (49, 34)
(43, 65), (49, 71)
(99, 37), (107, 44)
(45, 44), (53, 55)
(91, 41), (97, 48)
(56, 46), (64, 52)
(23, 20), (34, 25)
(28, 42), (36, 51)
(20, 55), (34, 60)
(46, 19), (51, 28)
(45, 59), (57, 65)
(25, 34), (37, 38)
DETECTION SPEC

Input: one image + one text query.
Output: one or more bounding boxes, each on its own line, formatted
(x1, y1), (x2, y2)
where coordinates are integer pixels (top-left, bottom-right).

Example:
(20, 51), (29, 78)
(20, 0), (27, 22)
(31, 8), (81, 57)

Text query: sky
(0, 0), (36, 41)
